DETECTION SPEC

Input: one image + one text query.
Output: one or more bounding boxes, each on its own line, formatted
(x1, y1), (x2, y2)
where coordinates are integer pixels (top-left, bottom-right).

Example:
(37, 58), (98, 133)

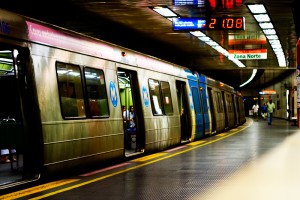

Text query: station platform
(1, 117), (300, 200)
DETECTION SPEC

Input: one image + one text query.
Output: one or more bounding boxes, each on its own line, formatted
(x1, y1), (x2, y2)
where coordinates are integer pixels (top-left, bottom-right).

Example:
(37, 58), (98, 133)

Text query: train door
(117, 68), (145, 156)
(191, 87), (204, 139)
(176, 80), (191, 142)
(232, 94), (238, 126)
(0, 48), (25, 187)
(221, 91), (229, 129)
(207, 87), (216, 134)
(1, 47), (43, 188)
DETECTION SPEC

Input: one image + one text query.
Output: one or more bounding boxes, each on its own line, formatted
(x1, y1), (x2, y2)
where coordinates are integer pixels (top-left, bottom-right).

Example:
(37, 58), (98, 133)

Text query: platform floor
(1, 117), (300, 200)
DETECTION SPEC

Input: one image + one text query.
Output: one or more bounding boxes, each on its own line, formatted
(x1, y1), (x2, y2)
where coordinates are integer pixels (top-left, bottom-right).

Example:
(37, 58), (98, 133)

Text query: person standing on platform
(267, 99), (276, 125)
(252, 102), (259, 121)
(261, 103), (267, 120)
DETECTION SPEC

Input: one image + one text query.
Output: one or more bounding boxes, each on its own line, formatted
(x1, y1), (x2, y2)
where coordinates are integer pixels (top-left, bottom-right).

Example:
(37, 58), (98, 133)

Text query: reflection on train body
(0, 8), (245, 190)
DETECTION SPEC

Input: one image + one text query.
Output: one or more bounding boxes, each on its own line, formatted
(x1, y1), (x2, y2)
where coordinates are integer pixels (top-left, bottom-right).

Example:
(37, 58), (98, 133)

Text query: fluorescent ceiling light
(263, 29), (276, 35)
(206, 41), (218, 46)
(253, 14), (270, 22)
(259, 22), (273, 29)
(278, 59), (287, 67)
(247, 4), (267, 14)
(153, 7), (177, 18)
(247, 3), (287, 68)
(271, 44), (282, 49)
(198, 36), (211, 42)
(273, 48), (283, 52)
(266, 35), (278, 40)
(190, 31), (206, 37)
(269, 39), (280, 45)
(239, 69), (257, 87)
(0, 58), (13, 62)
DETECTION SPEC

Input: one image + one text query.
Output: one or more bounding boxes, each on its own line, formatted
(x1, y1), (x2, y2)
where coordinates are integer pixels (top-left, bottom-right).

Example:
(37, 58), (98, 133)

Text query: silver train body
(0, 9), (246, 189)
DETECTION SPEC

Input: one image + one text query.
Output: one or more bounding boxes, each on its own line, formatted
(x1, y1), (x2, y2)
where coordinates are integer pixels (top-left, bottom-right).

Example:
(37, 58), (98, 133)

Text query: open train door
(176, 80), (191, 143)
(117, 68), (145, 157)
(0, 48), (25, 187)
(0, 47), (42, 188)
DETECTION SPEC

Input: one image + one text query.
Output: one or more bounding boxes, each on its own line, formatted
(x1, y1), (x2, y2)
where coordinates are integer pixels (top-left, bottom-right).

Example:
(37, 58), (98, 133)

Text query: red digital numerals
(208, 17), (244, 30)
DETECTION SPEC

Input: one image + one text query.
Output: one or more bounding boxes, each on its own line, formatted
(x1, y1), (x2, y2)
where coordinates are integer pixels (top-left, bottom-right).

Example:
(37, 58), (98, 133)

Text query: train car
(0, 8), (246, 190)
(205, 77), (241, 134)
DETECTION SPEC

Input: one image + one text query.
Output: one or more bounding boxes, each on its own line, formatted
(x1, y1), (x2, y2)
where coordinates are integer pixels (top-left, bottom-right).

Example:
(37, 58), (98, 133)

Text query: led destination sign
(173, 17), (245, 31)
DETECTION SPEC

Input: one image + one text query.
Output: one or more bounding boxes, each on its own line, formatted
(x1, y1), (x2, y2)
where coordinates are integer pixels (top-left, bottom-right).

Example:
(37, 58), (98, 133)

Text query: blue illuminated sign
(173, 0), (205, 6)
(173, 18), (206, 31)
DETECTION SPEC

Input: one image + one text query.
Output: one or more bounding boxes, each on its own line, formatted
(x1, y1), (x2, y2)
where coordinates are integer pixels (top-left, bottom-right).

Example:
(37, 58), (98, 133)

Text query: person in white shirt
(252, 102), (259, 121)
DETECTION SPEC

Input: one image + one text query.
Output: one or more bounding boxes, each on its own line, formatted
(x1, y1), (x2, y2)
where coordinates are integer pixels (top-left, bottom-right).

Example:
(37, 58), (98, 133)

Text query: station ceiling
(0, 0), (299, 91)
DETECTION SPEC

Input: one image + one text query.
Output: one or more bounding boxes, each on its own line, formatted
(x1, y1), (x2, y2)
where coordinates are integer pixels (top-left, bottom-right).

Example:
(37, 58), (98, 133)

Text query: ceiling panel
(0, 0), (297, 90)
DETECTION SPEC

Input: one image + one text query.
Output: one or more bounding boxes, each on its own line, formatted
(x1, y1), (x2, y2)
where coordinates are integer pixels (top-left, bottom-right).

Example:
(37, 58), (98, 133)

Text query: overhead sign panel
(228, 49), (267, 60)
(173, 0), (204, 6)
(173, 17), (245, 31)
(173, 18), (206, 31)
(259, 90), (276, 94)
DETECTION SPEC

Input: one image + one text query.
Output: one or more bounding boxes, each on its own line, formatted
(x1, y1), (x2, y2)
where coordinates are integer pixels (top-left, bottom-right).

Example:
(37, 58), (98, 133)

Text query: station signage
(172, 17), (245, 31)
(228, 34), (266, 45)
(228, 49), (267, 60)
(259, 90), (276, 95)
(173, 0), (204, 6)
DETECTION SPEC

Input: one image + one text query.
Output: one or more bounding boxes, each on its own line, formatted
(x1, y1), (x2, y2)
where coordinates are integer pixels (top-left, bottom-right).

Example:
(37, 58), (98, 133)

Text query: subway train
(0, 8), (246, 189)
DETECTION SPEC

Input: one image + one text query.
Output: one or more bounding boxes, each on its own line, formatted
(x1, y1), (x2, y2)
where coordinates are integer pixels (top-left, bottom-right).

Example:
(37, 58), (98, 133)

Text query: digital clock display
(173, 17), (245, 31)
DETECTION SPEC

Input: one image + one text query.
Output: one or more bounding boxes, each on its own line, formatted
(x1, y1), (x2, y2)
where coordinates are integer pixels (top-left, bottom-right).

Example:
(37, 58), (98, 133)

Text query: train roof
(0, 8), (189, 78)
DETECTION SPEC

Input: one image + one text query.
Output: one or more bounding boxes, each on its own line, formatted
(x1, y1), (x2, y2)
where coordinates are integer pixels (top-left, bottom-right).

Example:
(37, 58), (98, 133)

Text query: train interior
(117, 69), (145, 157)
(0, 48), (24, 187)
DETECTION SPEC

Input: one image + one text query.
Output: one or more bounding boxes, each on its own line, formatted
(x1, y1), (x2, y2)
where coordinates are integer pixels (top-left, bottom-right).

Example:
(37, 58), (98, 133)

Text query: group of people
(122, 105), (136, 131)
(252, 99), (276, 125)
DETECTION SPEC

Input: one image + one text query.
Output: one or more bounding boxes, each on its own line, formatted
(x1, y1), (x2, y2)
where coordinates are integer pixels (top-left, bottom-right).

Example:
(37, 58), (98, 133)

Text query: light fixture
(239, 69), (257, 87)
(253, 14), (270, 22)
(247, 3), (287, 67)
(263, 29), (276, 35)
(247, 4), (267, 14)
(266, 35), (278, 40)
(191, 31), (246, 67)
(152, 6), (178, 18)
(259, 22), (273, 29)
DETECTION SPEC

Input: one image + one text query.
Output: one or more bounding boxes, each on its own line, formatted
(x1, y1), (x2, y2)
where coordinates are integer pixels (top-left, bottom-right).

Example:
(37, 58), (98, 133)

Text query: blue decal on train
(0, 20), (10, 34)
(188, 92), (194, 110)
(109, 81), (118, 107)
(142, 86), (149, 107)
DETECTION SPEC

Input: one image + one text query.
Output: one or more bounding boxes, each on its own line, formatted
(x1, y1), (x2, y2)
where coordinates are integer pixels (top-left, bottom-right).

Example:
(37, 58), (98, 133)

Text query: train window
(84, 67), (109, 117)
(56, 62), (86, 118)
(160, 81), (173, 115)
(191, 87), (201, 114)
(148, 79), (163, 115)
(214, 91), (223, 113)
(226, 94), (233, 112)
(0, 50), (13, 76)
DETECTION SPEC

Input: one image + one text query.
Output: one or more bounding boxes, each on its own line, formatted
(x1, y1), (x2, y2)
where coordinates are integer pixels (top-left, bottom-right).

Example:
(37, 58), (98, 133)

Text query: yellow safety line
(8, 119), (252, 200)
(187, 140), (206, 146)
(0, 179), (78, 200)
(132, 153), (168, 162)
